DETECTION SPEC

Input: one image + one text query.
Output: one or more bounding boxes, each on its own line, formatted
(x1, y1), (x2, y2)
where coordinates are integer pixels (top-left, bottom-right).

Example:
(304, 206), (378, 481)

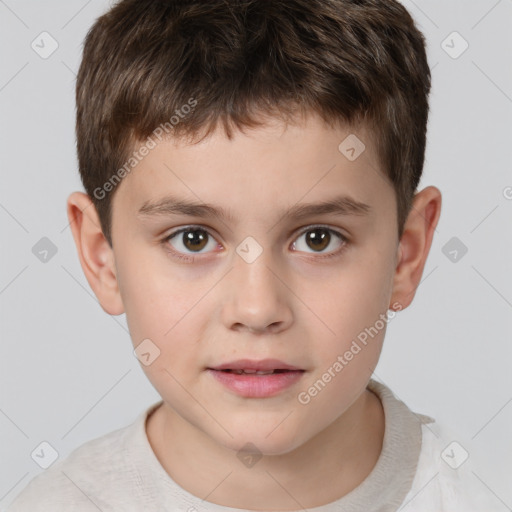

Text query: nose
(221, 248), (294, 334)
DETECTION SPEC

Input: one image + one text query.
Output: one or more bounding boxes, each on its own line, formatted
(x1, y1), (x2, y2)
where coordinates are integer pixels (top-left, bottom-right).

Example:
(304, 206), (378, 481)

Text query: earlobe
(389, 186), (442, 310)
(66, 192), (125, 315)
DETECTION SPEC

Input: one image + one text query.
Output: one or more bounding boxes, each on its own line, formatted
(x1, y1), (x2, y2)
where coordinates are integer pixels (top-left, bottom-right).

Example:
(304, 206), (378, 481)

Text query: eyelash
(161, 224), (349, 263)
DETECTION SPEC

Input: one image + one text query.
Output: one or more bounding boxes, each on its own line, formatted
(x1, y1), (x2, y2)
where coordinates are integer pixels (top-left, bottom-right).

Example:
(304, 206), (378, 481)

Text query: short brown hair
(76, 0), (431, 246)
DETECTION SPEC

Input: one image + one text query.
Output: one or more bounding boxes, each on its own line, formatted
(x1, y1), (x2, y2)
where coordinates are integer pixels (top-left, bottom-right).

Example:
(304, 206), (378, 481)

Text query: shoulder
(7, 405), (157, 512)
(402, 417), (503, 511)
(366, 380), (503, 511)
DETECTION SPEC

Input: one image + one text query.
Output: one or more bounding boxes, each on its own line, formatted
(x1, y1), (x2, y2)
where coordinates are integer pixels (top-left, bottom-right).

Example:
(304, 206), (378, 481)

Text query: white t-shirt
(7, 380), (499, 511)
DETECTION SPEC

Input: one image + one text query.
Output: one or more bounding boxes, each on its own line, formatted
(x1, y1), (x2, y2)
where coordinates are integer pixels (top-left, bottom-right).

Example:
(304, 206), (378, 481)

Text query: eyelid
(165, 224), (218, 239)
(294, 223), (348, 239)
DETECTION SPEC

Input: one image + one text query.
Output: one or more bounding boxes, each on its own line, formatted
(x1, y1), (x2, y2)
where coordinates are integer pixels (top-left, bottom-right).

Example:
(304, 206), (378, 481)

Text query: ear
(66, 192), (125, 315)
(389, 186), (442, 310)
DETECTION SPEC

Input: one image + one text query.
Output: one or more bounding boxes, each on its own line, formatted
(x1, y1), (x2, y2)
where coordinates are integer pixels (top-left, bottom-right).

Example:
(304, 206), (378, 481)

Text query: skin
(67, 112), (441, 510)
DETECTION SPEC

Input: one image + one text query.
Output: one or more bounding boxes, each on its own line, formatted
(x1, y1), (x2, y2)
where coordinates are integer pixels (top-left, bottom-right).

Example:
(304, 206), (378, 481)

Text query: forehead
(112, 113), (392, 223)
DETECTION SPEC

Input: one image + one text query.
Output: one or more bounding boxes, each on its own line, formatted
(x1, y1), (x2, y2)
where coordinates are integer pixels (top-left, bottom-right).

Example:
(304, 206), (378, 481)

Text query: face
(110, 113), (400, 455)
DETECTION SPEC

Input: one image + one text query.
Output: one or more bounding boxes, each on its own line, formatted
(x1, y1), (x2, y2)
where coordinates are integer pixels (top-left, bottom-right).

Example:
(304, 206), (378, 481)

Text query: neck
(146, 388), (384, 510)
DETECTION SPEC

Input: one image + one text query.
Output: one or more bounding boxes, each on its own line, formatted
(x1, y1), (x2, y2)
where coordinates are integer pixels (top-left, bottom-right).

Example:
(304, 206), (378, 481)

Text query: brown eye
(182, 229), (209, 251)
(304, 228), (330, 251)
(292, 226), (346, 255)
(166, 227), (218, 255)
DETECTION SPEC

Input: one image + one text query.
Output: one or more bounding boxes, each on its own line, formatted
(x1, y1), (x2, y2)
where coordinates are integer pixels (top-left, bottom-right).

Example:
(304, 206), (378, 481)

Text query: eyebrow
(137, 194), (372, 223)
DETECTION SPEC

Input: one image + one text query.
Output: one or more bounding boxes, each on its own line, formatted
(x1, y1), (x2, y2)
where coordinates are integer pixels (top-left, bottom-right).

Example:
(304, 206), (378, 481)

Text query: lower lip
(207, 369), (305, 398)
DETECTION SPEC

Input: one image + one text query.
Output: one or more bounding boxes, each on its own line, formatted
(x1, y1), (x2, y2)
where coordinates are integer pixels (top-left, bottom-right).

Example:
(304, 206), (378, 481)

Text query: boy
(8, 0), (498, 510)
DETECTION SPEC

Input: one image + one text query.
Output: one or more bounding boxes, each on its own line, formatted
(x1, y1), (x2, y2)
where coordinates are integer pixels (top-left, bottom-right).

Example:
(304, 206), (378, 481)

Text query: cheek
(116, 257), (215, 390)
(313, 253), (394, 338)
(119, 268), (207, 395)
(116, 250), (209, 343)
(299, 246), (395, 388)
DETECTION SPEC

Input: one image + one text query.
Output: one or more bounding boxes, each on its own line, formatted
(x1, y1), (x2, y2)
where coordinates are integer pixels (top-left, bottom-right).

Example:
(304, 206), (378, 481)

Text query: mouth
(207, 358), (305, 374)
(206, 359), (305, 397)
(214, 368), (301, 375)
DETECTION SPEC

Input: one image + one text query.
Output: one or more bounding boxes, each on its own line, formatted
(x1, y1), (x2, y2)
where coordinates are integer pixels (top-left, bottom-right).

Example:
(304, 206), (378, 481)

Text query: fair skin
(67, 112), (441, 510)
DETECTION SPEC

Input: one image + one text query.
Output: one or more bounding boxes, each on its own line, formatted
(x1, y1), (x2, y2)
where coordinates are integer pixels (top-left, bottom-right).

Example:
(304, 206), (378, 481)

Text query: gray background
(1, 0), (511, 509)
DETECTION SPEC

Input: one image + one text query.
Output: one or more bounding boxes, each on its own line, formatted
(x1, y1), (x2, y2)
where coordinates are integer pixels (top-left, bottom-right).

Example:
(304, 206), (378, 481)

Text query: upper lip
(208, 359), (303, 371)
